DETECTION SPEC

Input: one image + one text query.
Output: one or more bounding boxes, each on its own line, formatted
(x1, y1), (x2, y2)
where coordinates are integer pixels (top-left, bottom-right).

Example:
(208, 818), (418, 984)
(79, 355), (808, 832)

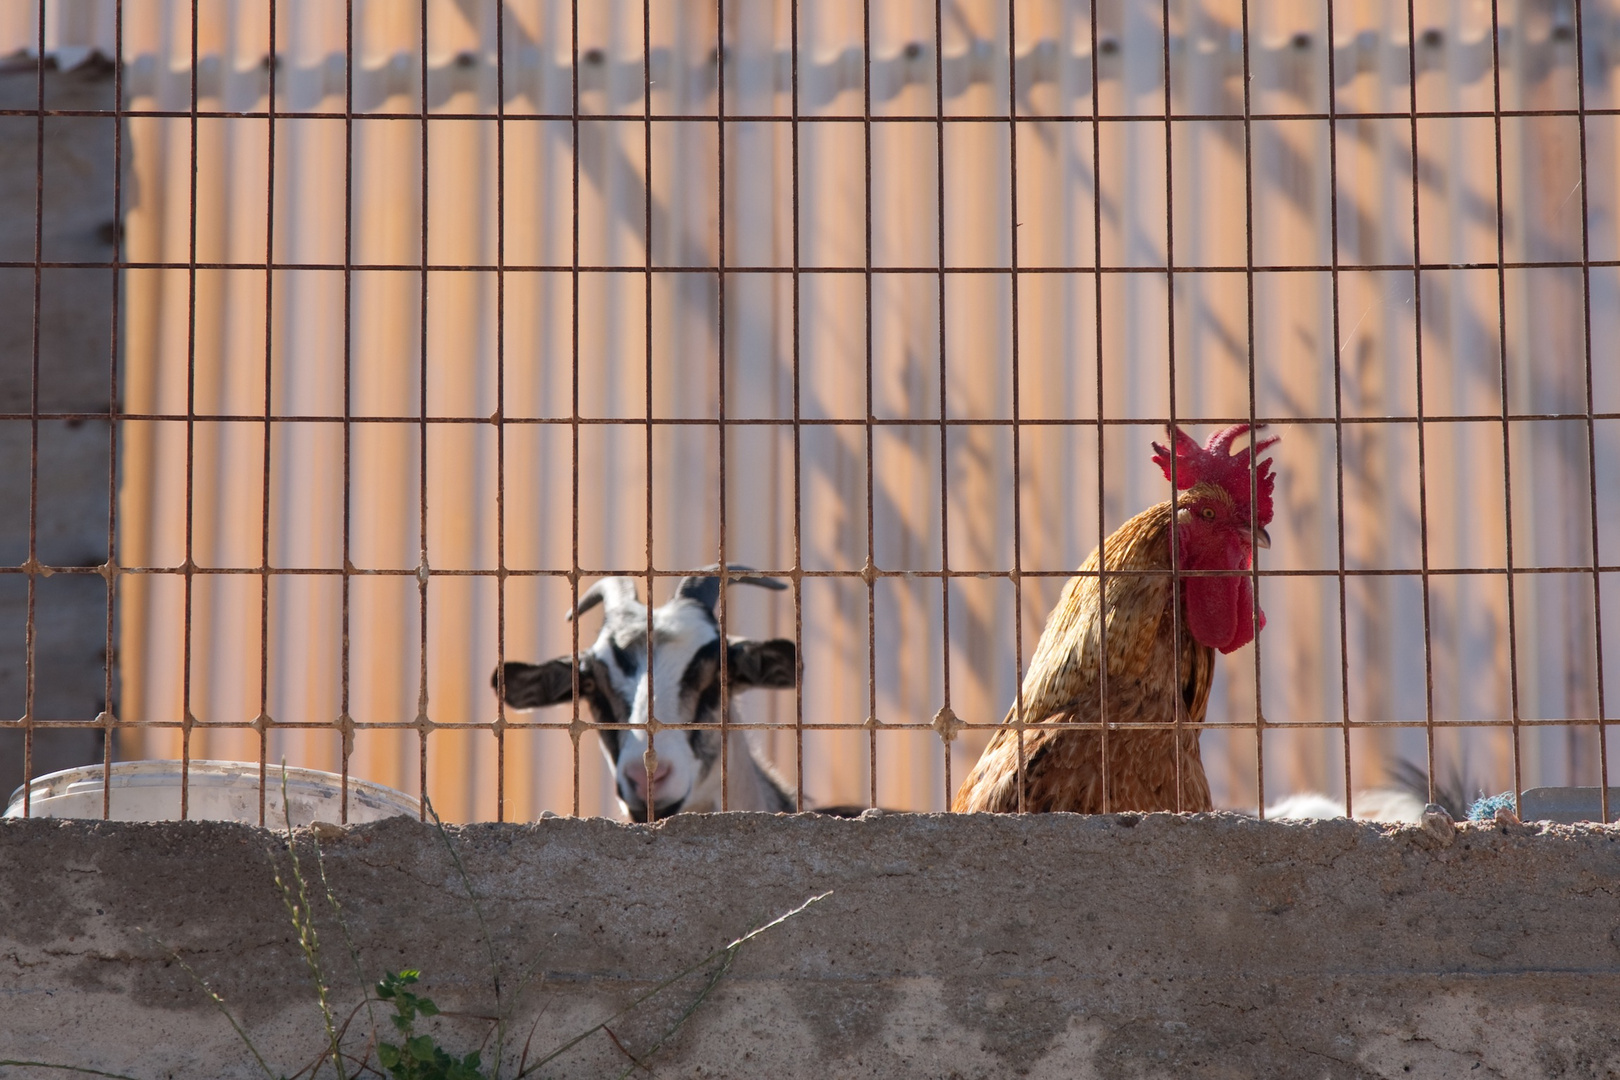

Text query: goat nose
(623, 758), (674, 799)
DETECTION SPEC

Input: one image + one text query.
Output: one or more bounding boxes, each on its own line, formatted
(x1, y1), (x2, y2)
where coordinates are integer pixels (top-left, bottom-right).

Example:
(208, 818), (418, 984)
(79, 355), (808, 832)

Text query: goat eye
(1201, 507), (1216, 521)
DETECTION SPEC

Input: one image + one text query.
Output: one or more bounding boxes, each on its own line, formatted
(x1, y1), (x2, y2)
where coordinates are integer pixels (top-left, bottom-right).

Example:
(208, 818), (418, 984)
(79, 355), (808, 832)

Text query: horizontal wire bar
(25, 564), (1618, 578)
(11, 717), (1615, 732)
(8, 107), (1618, 122)
(20, 19), (1588, 119)
(40, 412), (1620, 426)
(8, 260), (1616, 273)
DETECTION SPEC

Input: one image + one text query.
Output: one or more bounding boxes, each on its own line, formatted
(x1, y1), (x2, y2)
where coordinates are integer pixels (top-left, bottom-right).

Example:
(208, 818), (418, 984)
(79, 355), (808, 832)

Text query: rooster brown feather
(952, 425), (1279, 814)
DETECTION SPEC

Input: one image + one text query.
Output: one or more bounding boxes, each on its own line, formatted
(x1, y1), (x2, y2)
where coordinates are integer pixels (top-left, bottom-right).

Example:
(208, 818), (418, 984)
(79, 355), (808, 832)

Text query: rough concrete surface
(1, 812), (1618, 1079)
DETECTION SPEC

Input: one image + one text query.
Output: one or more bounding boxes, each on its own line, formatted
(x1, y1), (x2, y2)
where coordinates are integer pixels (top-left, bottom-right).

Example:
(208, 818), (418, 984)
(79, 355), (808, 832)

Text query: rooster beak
(1252, 524), (1272, 549)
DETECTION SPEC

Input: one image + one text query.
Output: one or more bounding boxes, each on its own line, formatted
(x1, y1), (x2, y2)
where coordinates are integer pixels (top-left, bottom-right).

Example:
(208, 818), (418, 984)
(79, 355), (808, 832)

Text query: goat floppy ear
(725, 638), (797, 689)
(493, 658), (591, 709)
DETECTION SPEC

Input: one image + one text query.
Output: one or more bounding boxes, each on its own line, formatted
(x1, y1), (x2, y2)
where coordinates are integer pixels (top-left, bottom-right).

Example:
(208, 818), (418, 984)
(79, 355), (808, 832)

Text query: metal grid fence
(3, 0), (1618, 823)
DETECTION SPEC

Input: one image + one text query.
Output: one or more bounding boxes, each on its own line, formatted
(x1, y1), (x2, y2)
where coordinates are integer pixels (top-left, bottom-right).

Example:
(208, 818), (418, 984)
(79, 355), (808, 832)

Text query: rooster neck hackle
(1028, 497), (1193, 697)
(952, 497), (1217, 815)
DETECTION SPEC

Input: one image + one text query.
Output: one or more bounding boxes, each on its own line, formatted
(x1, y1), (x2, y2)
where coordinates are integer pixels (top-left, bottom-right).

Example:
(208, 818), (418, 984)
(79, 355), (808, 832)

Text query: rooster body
(953, 426), (1278, 815)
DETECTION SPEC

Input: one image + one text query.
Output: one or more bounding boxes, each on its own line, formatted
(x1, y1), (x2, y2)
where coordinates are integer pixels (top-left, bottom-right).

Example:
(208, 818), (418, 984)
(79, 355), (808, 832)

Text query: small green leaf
(377, 1043), (400, 1069)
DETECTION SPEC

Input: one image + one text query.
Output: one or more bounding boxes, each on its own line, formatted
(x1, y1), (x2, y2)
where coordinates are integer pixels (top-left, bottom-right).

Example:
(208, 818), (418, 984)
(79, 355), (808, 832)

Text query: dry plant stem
(0, 1063), (143, 1079)
(603, 1027), (652, 1076)
(514, 998), (551, 1077)
(516, 891), (831, 1078)
(275, 772), (347, 1080)
(609, 950), (738, 1080)
(310, 830), (379, 1044)
(423, 797), (508, 1067)
(287, 997), (383, 1080)
(136, 927), (278, 1080)
(502, 936), (558, 1040)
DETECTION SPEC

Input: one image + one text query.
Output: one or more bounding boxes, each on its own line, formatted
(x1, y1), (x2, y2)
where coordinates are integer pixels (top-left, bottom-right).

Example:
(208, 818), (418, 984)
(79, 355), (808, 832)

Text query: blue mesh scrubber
(1468, 791), (1517, 821)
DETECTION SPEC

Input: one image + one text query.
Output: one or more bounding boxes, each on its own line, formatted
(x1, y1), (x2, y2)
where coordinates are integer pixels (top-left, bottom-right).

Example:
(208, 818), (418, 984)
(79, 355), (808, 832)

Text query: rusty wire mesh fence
(2, 0), (1617, 823)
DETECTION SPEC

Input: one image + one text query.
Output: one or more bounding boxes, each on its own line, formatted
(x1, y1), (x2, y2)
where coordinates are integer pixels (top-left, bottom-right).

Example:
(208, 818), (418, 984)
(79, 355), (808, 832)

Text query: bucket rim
(4, 759), (421, 819)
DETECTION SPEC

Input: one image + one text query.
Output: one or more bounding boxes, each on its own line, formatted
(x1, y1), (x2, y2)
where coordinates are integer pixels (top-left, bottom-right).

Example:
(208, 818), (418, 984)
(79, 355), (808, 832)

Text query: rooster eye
(1200, 507), (1216, 521)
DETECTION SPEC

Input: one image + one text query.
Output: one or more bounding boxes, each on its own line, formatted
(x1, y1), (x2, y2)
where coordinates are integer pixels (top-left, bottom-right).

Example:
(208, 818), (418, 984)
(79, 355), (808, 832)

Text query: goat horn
(675, 563), (788, 611)
(567, 577), (642, 622)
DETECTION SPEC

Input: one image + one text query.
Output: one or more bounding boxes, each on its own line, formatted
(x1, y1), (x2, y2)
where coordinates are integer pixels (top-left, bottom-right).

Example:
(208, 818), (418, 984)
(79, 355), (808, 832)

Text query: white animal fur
(496, 571), (798, 820)
(1264, 789), (1427, 823)
(595, 599), (792, 815)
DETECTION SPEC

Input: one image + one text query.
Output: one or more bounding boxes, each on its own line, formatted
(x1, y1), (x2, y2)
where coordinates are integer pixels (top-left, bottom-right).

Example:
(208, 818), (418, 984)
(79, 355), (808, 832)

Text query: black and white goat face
(494, 571), (796, 820)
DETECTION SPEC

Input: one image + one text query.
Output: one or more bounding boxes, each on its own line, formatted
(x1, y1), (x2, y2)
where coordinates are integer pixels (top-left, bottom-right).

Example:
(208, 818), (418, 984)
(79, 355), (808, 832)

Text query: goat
(1263, 789), (1427, 823)
(493, 568), (801, 820)
(1261, 760), (1477, 824)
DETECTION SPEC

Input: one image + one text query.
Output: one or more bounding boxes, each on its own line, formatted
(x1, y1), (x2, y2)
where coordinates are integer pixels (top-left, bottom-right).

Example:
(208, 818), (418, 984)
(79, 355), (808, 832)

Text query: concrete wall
(3, 812), (1619, 1078)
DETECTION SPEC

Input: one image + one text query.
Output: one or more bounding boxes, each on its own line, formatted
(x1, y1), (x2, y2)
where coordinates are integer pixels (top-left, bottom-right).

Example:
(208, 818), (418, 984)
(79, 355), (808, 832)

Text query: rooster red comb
(1151, 424), (1280, 525)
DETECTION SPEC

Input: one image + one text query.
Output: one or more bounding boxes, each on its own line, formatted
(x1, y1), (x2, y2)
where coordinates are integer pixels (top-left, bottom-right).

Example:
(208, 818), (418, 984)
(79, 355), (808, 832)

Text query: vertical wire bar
(1486, 0), (1524, 807)
(1002, 0), (1025, 815)
(1571, 0), (1611, 822)
(1005, 4), (1027, 816)
(494, 0), (509, 822)
(569, 0), (582, 819)
(932, 0), (951, 810)
(260, 0), (281, 826)
(790, 0), (805, 811)
(338, 0), (354, 825)
(1239, 0), (1264, 815)
(716, 0), (731, 811)
(1090, 0), (1109, 814)
(1323, 0), (1355, 815)
(862, 0), (878, 810)
(417, 0), (431, 814)
(1162, 0), (1185, 812)
(23, 0), (45, 817)
(641, 0), (657, 823)
(103, 0), (127, 820)
(1404, 0), (1439, 815)
(180, 0), (202, 820)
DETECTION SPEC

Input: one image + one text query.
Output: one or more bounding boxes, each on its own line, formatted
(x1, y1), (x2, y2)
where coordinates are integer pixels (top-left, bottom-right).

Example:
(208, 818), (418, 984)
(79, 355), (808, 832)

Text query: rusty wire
(22, 0), (44, 820)
(3, 2), (1615, 825)
(1574, 0), (1612, 826)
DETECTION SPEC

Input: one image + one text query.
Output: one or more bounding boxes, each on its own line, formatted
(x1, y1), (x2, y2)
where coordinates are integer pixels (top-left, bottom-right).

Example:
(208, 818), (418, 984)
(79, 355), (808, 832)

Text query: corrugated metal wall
(9, 0), (1619, 820)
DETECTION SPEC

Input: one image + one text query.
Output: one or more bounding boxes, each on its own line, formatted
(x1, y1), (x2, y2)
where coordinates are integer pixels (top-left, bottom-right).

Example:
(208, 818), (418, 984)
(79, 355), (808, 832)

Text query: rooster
(953, 424), (1278, 814)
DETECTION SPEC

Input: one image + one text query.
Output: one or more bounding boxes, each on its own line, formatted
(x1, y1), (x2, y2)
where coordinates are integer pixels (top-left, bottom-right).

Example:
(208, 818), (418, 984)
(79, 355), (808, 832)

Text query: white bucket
(3, 760), (420, 826)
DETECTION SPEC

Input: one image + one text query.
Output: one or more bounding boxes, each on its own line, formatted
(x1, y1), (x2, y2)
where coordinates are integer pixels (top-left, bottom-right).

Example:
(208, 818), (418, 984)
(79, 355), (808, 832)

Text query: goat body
(1263, 789), (1427, 823)
(1262, 761), (1479, 824)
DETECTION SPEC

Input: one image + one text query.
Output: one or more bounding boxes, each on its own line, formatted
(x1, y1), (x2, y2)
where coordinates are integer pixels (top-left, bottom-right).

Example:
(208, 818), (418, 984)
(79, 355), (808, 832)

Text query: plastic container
(3, 760), (420, 826)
